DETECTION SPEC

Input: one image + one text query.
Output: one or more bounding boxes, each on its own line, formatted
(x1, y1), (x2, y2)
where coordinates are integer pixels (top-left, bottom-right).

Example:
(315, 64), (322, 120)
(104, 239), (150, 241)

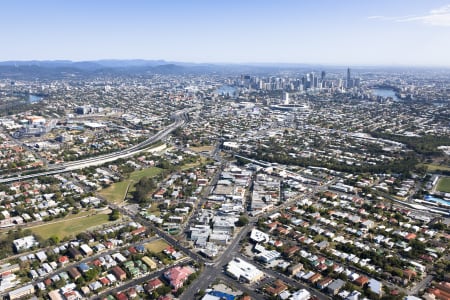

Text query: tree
(156, 285), (171, 296)
(76, 232), (92, 243)
(174, 287), (185, 297)
(236, 215), (249, 227)
(109, 209), (120, 221)
(49, 235), (60, 245)
(132, 176), (156, 203)
(84, 267), (100, 282)
(196, 289), (206, 298)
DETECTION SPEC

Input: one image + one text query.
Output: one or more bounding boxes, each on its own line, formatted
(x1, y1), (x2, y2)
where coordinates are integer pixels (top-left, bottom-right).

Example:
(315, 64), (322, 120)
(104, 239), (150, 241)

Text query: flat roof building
(225, 257), (264, 283)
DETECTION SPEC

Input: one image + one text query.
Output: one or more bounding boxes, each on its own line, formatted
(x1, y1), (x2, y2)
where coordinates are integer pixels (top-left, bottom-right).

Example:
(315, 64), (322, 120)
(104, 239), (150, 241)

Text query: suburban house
(164, 266), (194, 289)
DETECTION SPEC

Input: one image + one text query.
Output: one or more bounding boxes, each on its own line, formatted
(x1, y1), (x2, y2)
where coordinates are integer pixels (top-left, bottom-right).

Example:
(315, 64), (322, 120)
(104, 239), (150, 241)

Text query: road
(235, 252), (331, 300)
(408, 274), (434, 295)
(180, 224), (253, 300)
(112, 204), (205, 263)
(180, 175), (326, 300)
(174, 144), (225, 239)
(0, 110), (190, 184)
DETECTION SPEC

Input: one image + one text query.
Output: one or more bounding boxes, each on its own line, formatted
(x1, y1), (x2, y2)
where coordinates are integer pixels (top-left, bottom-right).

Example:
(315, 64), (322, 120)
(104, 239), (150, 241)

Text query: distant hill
(0, 59), (298, 79)
(2, 59), (410, 80)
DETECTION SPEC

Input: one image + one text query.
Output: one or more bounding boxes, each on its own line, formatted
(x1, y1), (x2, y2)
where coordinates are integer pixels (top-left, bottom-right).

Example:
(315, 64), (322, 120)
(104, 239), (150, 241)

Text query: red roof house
(164, 266), (194, 289)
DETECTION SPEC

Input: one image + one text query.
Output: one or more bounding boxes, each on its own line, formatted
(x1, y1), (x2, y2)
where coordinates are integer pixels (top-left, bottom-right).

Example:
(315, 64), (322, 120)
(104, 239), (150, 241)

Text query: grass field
(147, 203), (161, 217)
(181, 156), (210, 171)
(129, 167), (162, 181)
(30, 213), (111, 240)
(420, 163), (450, 172)
(145, 239), (169, 253)
(188, 146), (214, 153)
(436, 177), (450, 193)
(99, 181), (130, 203)
(99, 167), (162, 203)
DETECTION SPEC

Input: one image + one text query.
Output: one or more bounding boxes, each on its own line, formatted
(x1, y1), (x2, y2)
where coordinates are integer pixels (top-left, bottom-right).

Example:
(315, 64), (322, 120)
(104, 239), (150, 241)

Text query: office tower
(347, 68), (352, 89)
(310, 73), (316, 88)
(305, 74), (311, 89)
(10, 81), (15, 96)
(321, 71), (326, 81)
(283, 92), (290, 105)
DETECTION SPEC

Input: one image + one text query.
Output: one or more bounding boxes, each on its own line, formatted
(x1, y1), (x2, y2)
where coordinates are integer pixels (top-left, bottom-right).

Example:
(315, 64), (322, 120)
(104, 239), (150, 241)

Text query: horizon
(1, 1), (450, 66)
(1, 58), (450, 69)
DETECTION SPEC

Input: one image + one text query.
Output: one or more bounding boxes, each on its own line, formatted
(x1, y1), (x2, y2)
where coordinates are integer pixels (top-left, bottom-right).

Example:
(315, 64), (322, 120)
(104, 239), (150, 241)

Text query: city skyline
(1, 0), (450, 66)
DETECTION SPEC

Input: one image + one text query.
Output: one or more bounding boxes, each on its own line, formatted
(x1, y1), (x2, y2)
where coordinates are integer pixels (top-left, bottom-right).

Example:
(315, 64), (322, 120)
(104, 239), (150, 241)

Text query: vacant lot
(188, 145), (214, 153)
(145, 239), (169, 253)
(129, 167), (162, 181)
(99, 181), (130, 203)
(420, 163), (450, 172)
(99, 167), (162, 203)
(436, 177), (450, 193)
(181, 156), (210, 171)
(147, 203), (161, 217)
(30, 213), (111, 240)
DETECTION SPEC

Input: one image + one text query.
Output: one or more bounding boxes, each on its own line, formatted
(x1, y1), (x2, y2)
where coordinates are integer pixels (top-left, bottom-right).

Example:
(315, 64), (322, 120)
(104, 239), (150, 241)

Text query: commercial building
(290, 289), (311, 300)
(225, 257), (264, 283)
(256, 250), (281, 263)
(249, 228), (269, 243)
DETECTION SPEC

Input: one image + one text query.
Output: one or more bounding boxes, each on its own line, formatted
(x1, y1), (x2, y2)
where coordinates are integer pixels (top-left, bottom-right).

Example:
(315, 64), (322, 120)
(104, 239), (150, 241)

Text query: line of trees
(369, 131), (450, 156)
(241, 148), (419, 177)
(132, 176), (156, 204)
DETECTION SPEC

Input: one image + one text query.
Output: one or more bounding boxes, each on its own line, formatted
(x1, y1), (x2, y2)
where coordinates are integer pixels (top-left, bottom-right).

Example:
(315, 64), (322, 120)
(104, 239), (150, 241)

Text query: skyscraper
(321, 71), (326, 81)
(346, 68), (352, 89)
(310, 72), (316, 88)
(283, 92), (290, 105)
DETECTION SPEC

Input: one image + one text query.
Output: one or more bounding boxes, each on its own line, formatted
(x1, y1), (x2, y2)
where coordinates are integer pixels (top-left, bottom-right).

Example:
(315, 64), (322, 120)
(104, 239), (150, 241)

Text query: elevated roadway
(0, 110), (190, 184)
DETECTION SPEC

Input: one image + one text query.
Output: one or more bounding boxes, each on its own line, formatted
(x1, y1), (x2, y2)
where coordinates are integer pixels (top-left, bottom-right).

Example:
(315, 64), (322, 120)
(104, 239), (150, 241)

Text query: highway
(0, 111), (190, 184)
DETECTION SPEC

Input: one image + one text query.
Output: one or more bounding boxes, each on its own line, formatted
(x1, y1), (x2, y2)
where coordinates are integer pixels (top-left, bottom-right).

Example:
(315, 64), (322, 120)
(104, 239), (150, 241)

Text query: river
(28, 94), (44, 103)
(215, 86), (237, 97)
(371, 88), (399, 101)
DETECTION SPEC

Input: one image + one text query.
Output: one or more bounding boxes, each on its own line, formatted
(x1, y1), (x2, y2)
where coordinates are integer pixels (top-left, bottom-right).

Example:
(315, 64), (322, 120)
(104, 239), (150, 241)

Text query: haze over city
(1, 0), (450, 66)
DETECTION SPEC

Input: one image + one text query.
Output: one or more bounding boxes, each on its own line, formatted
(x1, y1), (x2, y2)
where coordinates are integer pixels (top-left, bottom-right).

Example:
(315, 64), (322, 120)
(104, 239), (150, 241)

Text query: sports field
(30, 213), (110, 240)
(99, 167), (162, 203)
(145, 239), (169, 253)
(436, 177), (450, 193)
(420, 163), (450, 172)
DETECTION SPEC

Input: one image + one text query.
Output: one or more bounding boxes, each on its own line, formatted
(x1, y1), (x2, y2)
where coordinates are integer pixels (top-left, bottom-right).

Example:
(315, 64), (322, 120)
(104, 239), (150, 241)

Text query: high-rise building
(346, 68), (352, 89)
(305, 74), (311, 89)
(321, 71), (326, 81)
(283, 92), (290, 105)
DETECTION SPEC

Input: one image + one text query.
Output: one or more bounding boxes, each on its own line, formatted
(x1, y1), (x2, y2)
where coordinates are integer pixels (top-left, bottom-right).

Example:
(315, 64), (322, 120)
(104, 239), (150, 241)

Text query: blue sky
(1, 0), (450, 66)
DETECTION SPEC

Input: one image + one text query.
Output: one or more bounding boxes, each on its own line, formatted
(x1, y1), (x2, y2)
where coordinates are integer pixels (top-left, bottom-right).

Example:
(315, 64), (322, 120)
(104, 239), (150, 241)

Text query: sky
(1, 0), (450, 66)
